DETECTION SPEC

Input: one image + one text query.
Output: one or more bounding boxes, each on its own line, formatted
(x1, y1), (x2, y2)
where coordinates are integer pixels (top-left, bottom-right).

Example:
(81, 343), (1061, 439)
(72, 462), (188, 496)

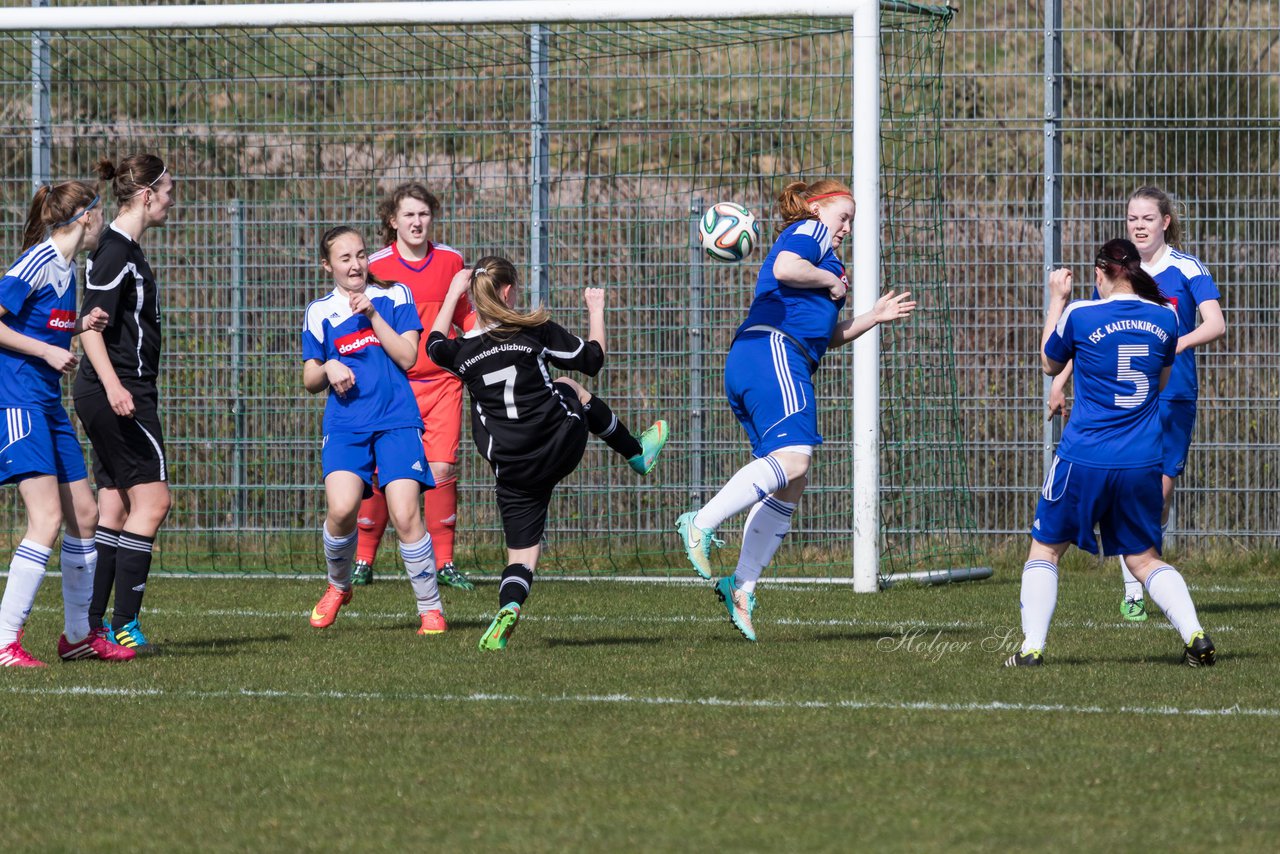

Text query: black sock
(499, 563), (535, 608)
(583, 397), (642, 459)
(111, 531), (155, 630)
(89, 527), (120, 628)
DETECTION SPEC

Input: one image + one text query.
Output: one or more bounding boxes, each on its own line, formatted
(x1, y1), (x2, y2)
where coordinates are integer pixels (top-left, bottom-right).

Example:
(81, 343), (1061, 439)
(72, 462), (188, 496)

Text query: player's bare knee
(554, 377), (589, 404)
(770, 451), (812, 483)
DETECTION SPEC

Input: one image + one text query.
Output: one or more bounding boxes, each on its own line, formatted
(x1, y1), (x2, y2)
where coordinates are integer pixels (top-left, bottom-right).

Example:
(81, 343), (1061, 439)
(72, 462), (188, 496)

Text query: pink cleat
(0, 631), (47, 668)
(58, 629), (137, 662)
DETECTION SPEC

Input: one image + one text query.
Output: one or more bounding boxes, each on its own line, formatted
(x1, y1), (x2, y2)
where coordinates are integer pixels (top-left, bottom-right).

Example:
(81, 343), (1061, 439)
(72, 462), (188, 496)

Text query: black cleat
(1004, 649), (1043, 667)
(1183, 631), (1216, 667)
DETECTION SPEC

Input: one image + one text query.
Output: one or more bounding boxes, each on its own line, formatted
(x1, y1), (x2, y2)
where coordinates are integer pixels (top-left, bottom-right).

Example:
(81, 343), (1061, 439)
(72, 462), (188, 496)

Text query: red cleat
(310, 584), (353, 628)
(417, 610), (448, 635)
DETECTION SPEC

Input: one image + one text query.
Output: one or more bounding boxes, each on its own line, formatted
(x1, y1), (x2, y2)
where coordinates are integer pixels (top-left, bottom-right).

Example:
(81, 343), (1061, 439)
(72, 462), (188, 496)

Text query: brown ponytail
(468, 255), (550, 338)
(1095, 238), (1168, 306)
(20, 181), (99, 252)
(775, 178), (854, 227)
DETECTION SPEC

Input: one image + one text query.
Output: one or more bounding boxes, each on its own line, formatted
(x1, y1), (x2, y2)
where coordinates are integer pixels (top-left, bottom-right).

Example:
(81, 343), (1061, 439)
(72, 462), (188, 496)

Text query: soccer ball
(699, 202), (760, 262)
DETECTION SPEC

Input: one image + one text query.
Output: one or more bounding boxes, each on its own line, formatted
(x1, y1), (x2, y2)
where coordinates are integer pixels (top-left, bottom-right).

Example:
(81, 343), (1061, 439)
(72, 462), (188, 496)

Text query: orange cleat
(310, 584), (352, 628)
(417, 610), (448, 635)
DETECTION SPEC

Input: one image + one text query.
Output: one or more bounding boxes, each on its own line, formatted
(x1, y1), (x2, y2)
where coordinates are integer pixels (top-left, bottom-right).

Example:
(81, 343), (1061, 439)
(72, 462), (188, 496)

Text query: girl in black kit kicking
(426, 256), (668, 650)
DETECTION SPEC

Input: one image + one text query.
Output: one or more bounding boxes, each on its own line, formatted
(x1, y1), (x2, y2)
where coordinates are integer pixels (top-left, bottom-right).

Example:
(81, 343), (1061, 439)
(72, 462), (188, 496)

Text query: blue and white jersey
(0, 238), (77, 411)
(1044, 294), (1178, 468)
(1146, 248), (1218, 401)
(301, 283), (423, 434)
(736, 219), (847, 366)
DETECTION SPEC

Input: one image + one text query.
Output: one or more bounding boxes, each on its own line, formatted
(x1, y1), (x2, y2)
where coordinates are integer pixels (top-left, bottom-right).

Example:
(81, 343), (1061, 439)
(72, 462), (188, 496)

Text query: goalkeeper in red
(351, 183), (473, 590)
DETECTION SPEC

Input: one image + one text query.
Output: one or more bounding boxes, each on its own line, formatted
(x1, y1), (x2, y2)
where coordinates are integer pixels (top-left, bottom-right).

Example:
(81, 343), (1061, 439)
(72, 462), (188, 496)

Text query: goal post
(0, 1), (978, 587)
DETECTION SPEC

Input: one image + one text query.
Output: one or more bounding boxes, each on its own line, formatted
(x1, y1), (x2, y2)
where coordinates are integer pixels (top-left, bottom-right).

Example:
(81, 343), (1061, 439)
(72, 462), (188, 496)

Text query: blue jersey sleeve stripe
(8, 244), (57, 283)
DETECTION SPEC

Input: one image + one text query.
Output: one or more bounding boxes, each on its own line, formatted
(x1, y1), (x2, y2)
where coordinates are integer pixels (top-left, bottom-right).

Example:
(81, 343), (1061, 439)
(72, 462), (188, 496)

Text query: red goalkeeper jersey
(368, 241), (471, 382)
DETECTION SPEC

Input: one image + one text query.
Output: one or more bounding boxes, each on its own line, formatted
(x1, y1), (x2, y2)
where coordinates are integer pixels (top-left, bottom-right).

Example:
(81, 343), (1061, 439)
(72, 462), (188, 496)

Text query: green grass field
(1, 559), (1277, 853)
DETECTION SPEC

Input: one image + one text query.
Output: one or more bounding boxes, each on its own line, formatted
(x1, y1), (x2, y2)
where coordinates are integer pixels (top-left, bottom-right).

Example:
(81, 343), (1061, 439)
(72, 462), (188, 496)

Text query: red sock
(356, 487), (389, 565)
(424, 477), (458, 565)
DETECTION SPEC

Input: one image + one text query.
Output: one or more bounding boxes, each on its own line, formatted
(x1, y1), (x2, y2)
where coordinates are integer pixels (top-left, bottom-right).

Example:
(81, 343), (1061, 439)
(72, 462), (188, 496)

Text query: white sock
(694, 456), (788, 531)
(323, 523), (358, 589)
(1119, 555), (1144, 602)
(1143, 565), (1203, 643)
(399, 534), (442, 613)
(0, 540), (53, 645)
(1019, 559), (1058, 654)
(733, 496), (795, 593)
(60, 535), (97, 643)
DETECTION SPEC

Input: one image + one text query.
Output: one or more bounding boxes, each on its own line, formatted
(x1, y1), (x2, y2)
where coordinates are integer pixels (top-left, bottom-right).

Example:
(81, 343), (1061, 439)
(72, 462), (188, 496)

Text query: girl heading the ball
(676, 178), (916, 642)
(301, 226), (445, 636)
(426, 256), (669, 651)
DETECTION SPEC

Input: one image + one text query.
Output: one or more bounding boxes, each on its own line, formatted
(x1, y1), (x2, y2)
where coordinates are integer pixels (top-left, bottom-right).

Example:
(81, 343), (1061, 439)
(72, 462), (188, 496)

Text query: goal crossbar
(1, 0), (887, 32)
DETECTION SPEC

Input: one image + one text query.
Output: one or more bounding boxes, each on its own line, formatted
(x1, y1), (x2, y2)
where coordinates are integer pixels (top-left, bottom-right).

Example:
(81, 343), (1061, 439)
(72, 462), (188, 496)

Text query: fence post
(228, 199), (246, 531)
(30, 0), (50, 192)
(689, 198), (705, 505)
(529, 23), (549, 308)
(1043, 0), (1063, 474)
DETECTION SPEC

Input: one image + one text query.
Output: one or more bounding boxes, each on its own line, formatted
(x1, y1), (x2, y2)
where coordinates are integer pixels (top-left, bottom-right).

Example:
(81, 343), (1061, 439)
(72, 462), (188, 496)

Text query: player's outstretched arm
(828, 290), (916, 349)
(584, 287), (606, 355)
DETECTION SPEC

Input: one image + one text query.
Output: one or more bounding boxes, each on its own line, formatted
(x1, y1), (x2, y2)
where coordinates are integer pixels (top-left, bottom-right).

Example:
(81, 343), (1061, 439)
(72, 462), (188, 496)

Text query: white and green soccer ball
(699, 201), (760, 262)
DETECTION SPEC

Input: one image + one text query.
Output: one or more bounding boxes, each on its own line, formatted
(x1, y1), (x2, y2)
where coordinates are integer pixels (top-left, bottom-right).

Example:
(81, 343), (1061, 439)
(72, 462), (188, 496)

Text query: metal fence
(0, 0), (1277, 574)
(941, 1), (1280, 548)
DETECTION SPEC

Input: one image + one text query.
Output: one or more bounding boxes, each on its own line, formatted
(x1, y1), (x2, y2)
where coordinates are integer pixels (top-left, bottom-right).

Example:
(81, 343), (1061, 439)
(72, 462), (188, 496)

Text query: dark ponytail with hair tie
(1095, 238), (1168, 306)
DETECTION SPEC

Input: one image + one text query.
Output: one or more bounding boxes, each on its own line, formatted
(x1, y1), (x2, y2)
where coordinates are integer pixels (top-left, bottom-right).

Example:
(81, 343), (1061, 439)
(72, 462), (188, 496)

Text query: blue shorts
(1161, 398), (1196, 478)
(1030, 456), (1163, 556)
(0, 405), (88, 486)
(322, 426), (434, 498)
(724, 331), (823, 457)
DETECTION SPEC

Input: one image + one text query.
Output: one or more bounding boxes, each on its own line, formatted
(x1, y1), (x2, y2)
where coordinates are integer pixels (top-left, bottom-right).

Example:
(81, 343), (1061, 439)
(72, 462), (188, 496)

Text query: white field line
(26, 604), (1235, 633)
(0, 684), (1275, 719)
(6, 571), (1272, 595)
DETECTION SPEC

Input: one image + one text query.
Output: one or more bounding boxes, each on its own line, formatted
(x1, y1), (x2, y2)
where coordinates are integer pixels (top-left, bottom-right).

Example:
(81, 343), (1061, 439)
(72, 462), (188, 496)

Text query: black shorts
(490, 410), (589, 549)
(73, 384), (167, 490)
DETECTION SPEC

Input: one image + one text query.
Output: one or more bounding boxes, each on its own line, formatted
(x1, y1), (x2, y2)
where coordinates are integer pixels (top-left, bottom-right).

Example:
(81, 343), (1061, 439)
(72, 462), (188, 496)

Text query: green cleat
(351, 560), (374, 586)
(479, 604), (521, 651)
(438, 562), (475, 591)
(627, 419), (670, 475)
(1120, 597), (1147, 622)
(675, 511), (722, 580)
(715, 575), (757, 641)
(1004, 649), (1044, 667)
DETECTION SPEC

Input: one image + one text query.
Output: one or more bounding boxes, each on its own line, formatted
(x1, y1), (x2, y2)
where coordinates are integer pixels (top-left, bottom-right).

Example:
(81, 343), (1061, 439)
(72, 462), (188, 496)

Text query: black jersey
(75, 223), (162, 392)
(427, 321), (604, 465)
